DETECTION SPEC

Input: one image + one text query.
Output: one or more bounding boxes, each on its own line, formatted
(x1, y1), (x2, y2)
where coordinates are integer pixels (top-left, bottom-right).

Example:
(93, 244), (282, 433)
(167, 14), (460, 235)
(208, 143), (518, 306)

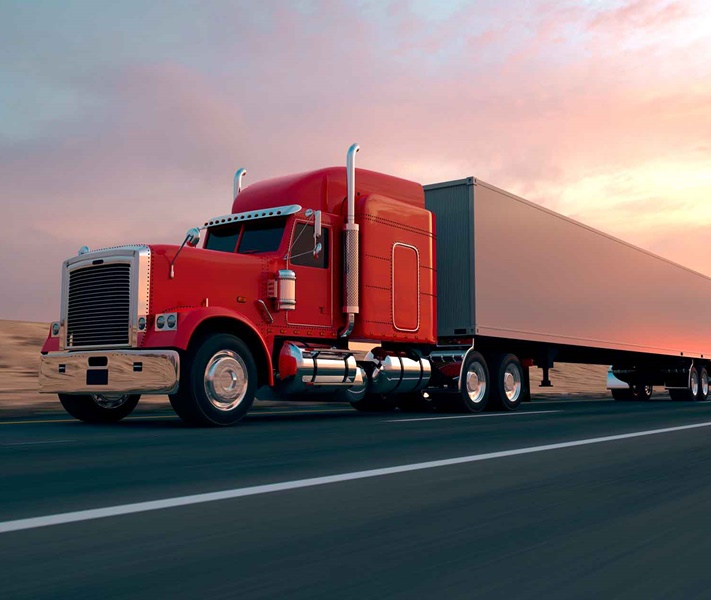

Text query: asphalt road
(3, 397), (711, 599)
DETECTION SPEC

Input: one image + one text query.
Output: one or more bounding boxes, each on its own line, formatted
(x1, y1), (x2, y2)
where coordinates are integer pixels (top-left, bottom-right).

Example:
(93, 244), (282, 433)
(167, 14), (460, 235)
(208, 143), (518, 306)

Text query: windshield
(205, 218), (287, 254)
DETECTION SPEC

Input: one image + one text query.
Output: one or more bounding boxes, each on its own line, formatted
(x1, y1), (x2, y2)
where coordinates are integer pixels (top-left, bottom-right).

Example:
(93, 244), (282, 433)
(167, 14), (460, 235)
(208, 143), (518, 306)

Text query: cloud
(1, 0), (711, 320)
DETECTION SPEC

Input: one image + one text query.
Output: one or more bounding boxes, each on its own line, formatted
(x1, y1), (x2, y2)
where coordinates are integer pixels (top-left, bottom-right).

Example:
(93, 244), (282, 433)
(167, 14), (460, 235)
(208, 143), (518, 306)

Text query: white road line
(2, 419), (711, 535)
(385, 410), (561, 423)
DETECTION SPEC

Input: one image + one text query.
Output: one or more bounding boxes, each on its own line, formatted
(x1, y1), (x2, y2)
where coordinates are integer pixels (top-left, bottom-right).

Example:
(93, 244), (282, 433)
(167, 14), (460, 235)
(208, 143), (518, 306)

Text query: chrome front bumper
(39, 349), (180, 395)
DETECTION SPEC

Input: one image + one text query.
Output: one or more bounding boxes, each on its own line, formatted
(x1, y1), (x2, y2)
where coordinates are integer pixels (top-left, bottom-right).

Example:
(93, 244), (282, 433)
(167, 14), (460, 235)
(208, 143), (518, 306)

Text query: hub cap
(503, 365), (522, 402)
(204, 350), (248, 411)
(691, 371), (700, 397)
(702, 371), (709, 397)
(465, 362), (487, 404)
(91, 394), (130, 409)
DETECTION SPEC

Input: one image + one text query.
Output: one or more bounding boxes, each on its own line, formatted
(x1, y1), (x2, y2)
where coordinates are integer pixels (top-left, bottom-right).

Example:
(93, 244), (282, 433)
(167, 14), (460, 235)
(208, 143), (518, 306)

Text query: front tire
(170, 334), (257, 426)
(59, 393), (140, 423)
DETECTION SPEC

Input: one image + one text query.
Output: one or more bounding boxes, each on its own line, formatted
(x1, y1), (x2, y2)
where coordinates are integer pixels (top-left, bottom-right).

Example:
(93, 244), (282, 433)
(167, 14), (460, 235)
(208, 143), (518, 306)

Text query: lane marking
(3, 419), (711, 534)
(385, 410), (561, 423)
(1, 440), (75, 447)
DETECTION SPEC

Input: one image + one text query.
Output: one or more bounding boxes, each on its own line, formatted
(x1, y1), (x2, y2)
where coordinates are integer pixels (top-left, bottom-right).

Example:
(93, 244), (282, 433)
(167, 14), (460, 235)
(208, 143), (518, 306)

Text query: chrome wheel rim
(691, 371), (700, 397)
(204, 350), (248, 411)
(91, 394), (130, 409)
(465, 361), (487, 404)
(503, 365), (522, 402)
(702, 372), (709, 397)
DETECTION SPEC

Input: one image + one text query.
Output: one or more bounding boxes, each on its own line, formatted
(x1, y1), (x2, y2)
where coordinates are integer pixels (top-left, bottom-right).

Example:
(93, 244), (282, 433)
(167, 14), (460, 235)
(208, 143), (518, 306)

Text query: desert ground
(0, 320), (610, 416)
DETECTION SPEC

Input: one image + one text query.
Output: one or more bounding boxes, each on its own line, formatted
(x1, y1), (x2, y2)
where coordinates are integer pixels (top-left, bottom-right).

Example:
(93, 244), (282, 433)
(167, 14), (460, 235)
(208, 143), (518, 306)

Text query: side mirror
(312, 242), (322, 258)
(185, 227), (201, 248)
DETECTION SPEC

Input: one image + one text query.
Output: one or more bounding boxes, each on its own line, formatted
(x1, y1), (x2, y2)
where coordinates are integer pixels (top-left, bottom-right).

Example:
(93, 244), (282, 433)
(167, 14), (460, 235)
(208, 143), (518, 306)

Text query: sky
(1, 0), (710, 321)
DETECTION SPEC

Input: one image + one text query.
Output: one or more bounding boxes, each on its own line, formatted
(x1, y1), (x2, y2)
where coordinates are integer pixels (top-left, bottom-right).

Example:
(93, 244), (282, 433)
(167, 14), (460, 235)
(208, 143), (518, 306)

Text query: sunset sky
(1, 0), (710, 321)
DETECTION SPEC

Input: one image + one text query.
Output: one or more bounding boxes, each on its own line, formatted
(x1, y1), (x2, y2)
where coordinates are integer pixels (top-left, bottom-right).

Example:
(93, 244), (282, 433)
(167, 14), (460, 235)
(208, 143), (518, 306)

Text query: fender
(142, 307), (274, 385)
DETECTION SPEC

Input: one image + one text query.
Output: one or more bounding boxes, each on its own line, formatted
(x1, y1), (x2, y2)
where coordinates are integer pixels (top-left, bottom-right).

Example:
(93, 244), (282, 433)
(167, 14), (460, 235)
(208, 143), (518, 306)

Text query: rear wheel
(457, 351), (489, 413)
(699, 367), (709, 401)
(669, 365), (700, 401)
(59, 393), (140, 423)
(487, 354), (524, 411)
(170, 333), (257, 426)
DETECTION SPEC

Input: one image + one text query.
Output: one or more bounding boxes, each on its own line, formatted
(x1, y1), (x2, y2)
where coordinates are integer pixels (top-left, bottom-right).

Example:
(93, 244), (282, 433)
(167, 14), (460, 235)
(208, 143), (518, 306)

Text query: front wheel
(170, 334), (257, 426)
(59, 393), (140, 423)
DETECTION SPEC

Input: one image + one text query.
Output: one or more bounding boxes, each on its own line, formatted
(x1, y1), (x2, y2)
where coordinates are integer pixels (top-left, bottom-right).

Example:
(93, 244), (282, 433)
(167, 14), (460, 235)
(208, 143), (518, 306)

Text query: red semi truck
(40, 144), (711, 425)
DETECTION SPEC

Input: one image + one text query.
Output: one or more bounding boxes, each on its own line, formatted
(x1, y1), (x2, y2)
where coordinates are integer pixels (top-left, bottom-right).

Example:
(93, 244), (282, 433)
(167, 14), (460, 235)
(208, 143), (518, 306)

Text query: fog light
(157, 315), (166, 329)
(138, 317), (146, 331)
(167, 314), (177, 329)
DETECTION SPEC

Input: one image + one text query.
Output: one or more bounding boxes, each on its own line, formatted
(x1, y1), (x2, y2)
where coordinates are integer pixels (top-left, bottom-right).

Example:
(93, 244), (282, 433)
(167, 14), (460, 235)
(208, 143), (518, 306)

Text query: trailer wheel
(59, 393), (140, 424)
(669, 366), (700, 402)
(699, 367), (709, 401)
(488, 354), (524, 411)
(458, 351), (490, 412)
(169, 333), (257, 426)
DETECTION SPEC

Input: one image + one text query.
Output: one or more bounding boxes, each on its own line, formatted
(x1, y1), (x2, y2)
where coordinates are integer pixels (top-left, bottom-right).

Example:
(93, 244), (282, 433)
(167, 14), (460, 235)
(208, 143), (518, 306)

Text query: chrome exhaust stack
(340, 143), (360, 338)
(233, 168), (247, 199)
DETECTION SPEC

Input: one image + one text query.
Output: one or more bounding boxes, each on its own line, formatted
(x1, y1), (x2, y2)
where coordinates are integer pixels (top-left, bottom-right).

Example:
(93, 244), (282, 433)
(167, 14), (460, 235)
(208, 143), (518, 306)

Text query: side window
(290, 223), (329, 269)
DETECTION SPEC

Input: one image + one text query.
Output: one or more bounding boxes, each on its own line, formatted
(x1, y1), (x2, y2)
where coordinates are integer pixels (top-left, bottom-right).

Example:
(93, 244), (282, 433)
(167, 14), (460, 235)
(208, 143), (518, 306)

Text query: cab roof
(231, 167), (424, 215)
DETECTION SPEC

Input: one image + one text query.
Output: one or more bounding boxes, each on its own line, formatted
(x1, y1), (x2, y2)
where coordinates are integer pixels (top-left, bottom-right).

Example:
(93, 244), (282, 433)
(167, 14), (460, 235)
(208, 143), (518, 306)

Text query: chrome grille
(66, 263), (131, 347)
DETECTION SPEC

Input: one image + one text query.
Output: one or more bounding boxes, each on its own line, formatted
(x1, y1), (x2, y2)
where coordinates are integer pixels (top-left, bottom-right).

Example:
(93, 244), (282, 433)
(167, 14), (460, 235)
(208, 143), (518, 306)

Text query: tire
(699, 367), (709, 401)
(396, 392), (437, 413)
(59, 393), (140, 424)
(669, 366), (700, 402)
(487, 354), (524, 411)
(350, 394), (398, 412)
(457, 351), (490, 413)
(170, 333), (257, 426)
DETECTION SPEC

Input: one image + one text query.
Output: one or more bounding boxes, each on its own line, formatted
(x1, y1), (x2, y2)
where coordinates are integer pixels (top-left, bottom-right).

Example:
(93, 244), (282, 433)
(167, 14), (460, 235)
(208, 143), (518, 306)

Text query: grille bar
(66, 263), (132, 348)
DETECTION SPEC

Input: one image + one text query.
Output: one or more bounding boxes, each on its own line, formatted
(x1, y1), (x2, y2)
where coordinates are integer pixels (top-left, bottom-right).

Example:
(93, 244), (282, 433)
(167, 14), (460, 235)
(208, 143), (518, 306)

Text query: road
(2, 397), (711, 599)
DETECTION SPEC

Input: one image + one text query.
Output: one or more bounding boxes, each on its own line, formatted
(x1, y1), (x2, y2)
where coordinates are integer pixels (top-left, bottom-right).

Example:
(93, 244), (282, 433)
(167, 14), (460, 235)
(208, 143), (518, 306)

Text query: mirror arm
(170, 227), (202, 279)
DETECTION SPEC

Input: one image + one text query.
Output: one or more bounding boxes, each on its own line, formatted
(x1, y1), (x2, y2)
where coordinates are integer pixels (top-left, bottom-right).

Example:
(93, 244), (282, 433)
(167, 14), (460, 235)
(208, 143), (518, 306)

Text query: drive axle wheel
(488, 354), (524, 411)
(59, 393), (140, 424)
(170, 333), (257, 426)
(457, 351), (489, 413)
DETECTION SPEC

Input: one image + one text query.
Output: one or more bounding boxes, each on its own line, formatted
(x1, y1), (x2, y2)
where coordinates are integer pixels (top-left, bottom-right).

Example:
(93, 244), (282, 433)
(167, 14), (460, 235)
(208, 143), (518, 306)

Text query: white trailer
(424, 177), (711, 401)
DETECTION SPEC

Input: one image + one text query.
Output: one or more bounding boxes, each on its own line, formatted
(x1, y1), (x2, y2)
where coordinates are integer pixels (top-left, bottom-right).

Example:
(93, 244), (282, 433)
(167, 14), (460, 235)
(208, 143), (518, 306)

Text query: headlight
(154, 313), (177, 331)
(51, 322), (60, 337)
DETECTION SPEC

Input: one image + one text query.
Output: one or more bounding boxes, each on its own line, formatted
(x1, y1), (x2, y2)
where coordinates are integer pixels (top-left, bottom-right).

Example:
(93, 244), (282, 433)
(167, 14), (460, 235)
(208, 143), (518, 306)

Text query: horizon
(2, 0), (710, 321)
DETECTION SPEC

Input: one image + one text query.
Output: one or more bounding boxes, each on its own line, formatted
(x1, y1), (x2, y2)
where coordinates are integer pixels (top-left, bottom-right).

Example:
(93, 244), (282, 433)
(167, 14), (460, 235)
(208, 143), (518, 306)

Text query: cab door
(286, 221), (332, 328)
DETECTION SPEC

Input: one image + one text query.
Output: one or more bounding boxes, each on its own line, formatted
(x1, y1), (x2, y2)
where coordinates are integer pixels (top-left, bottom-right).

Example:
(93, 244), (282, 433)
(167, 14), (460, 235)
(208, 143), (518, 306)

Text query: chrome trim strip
(204, 204), (301, 228)
(39, 349), (179, 395)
